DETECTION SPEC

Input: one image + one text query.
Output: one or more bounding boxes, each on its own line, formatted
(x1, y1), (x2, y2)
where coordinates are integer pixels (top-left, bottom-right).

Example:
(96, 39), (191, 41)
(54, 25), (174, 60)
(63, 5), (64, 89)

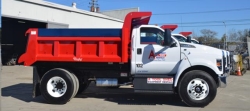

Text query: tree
(237, 29), (249, 42)
(200, 29), (218, 37)
(197, 36), (205, 42)
(199, 29), (218, 45)
(228, 28), (238, 42)
(237, 29), (249, 49)
(192, 30), (199, 39)
(221, 34), (226, 42)
(226, 28), (249, 52)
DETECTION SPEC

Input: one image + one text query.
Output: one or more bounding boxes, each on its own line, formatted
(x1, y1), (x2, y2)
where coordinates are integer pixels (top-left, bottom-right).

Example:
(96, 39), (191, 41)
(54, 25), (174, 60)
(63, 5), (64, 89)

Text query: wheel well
(176, 65), (219, 90)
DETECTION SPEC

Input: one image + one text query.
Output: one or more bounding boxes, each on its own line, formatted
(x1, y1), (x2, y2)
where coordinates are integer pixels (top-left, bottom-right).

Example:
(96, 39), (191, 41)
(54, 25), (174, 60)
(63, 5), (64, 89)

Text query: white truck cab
(191, 39), (200, 44)
(130, 24), (228, 107)
(171, 33), (231, 75)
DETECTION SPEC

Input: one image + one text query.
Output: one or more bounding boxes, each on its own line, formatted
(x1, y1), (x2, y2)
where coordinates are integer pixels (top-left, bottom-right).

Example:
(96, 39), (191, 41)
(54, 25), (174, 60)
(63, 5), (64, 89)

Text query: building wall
(2, 0), (124, 28)
(101, 7), (139, 20)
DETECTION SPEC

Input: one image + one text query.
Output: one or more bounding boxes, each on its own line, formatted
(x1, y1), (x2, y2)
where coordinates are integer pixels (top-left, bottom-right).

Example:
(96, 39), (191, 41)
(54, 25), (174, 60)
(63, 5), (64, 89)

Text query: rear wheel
(178, 70), (217, 107)
(40, 68), (76, 104)
(71, 73), (79, 97)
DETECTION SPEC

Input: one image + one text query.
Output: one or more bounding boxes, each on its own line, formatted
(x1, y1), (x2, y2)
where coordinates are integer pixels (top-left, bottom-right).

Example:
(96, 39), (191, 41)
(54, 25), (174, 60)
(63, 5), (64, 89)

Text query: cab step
(133, 74), (174, 91)
(134, 90), (174, 93)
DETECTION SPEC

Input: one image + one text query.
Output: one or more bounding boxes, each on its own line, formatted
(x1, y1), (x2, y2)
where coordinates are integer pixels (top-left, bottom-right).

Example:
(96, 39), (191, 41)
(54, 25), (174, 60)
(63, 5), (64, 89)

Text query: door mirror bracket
(170, 42), (177, 47)
(163, 29), (173, 46)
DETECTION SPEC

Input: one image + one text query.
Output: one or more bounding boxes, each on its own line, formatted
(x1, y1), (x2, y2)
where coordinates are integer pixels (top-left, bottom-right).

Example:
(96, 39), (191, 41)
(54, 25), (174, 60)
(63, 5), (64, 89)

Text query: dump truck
(160, 25), (201, 44)
(18, 12), (228, 107)
(179, 32), (200, 44)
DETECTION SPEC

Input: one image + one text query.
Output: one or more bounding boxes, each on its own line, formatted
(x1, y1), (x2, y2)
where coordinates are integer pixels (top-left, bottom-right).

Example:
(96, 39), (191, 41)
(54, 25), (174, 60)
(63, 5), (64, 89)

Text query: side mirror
(199, 41), (202, 44)
(163, 29), (173, 46)
(186, 36), (191, 43)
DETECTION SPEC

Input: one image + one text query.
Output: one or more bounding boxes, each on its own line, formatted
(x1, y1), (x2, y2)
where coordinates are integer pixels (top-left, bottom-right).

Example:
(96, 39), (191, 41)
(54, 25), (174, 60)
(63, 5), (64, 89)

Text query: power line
(99, 0), (201, 2)
(157, 19), (250, 24)
(152, 7), (250, 15)
(100, 0), (249, 2)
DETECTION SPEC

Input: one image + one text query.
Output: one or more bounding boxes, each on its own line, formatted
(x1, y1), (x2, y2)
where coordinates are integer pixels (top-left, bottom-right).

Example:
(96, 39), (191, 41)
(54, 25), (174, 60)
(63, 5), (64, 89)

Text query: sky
(47, 0), (250, 38)
(45, 0), (250, 38)
(0, 0), (249, 37)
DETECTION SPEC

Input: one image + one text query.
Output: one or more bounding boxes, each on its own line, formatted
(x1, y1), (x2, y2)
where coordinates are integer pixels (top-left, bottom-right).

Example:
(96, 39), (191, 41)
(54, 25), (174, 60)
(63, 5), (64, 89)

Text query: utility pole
(223, 22), (227, 50)
(89, 0), (99, 12)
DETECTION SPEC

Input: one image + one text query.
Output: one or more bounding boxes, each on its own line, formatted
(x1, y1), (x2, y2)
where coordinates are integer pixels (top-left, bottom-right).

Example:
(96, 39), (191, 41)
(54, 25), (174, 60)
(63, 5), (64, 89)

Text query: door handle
(137, 48), (142, 54)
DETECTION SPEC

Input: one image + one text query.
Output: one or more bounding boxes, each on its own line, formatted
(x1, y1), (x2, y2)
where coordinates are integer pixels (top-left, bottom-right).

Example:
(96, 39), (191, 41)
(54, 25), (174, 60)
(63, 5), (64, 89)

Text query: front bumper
(218, 68), (229, 88)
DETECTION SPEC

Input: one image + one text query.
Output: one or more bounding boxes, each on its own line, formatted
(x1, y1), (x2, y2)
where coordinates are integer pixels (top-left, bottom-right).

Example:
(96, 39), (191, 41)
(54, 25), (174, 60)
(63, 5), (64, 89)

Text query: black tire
(65, 70), (77, 101)
(178, 70), (217, 107)
(71, 73), (79, 97)
(40, 68), (76, 104)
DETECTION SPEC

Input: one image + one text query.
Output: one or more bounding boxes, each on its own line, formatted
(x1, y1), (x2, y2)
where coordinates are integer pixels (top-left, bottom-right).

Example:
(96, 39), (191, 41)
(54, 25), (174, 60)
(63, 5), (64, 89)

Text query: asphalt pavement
(1, 66), (250, 111)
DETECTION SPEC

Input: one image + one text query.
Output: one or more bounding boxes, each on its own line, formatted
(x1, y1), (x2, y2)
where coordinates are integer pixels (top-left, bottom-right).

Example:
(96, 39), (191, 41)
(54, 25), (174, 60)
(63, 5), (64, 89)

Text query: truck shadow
(1, 83), (47, 103)
(77, 90), (186, 106)
(1, 83), (187, 107)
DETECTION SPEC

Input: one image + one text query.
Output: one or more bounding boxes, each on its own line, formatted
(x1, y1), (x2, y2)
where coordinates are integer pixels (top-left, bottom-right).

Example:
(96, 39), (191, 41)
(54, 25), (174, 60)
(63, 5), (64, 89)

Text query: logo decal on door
(148, 50), (166, 61)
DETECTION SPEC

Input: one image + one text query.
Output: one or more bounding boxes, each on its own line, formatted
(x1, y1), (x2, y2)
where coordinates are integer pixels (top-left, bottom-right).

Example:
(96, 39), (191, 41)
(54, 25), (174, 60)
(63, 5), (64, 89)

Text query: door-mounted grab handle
(137, 48), (142, 54)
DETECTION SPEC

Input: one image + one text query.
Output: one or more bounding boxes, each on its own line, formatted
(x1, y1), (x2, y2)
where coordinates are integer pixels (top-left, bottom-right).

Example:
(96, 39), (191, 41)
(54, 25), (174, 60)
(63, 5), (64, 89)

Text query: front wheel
(178, 70), (217, 107)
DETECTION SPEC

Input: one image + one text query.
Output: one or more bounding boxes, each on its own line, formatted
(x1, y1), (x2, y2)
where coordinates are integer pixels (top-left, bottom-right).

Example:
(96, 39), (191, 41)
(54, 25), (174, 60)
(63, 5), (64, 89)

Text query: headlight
(216, 59), (222, 71)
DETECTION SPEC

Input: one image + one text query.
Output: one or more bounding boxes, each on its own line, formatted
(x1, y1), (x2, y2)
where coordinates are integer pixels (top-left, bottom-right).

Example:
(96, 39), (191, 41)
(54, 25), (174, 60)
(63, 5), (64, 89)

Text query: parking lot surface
(1, 66), (250, 111)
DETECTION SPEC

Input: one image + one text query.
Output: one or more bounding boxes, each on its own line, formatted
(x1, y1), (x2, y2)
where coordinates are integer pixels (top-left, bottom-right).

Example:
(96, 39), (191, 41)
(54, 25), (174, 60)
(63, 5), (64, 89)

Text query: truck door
(134, 27), (181, 75)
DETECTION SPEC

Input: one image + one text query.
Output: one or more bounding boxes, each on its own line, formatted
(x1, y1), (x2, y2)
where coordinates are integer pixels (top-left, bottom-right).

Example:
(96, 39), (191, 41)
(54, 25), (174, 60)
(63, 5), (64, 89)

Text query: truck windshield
(173, 35), (187, 42)
(140, 27), (164, 45)
(191, 40), (199, 44)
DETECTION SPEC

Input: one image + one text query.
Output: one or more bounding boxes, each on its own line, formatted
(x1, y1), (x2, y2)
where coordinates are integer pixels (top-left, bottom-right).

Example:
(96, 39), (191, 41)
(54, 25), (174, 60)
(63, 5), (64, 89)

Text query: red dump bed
(161, 25), (178, 31)
(18, 12), (152, 66)
(179, 32), (192, 37)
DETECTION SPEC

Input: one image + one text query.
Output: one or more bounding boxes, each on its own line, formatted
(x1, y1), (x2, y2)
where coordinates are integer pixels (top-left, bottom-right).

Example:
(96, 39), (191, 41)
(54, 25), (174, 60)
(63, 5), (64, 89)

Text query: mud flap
(33, 66), (41, 98)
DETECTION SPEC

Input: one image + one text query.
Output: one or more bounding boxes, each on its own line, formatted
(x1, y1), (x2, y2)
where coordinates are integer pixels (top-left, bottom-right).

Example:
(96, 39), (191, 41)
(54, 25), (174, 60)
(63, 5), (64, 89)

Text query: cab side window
(140, 27), (164, 45)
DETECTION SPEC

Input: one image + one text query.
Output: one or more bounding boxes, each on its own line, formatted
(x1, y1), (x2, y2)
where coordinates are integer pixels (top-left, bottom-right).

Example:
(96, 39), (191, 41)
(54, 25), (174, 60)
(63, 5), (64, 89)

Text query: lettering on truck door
(135, 27), (181, 74)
